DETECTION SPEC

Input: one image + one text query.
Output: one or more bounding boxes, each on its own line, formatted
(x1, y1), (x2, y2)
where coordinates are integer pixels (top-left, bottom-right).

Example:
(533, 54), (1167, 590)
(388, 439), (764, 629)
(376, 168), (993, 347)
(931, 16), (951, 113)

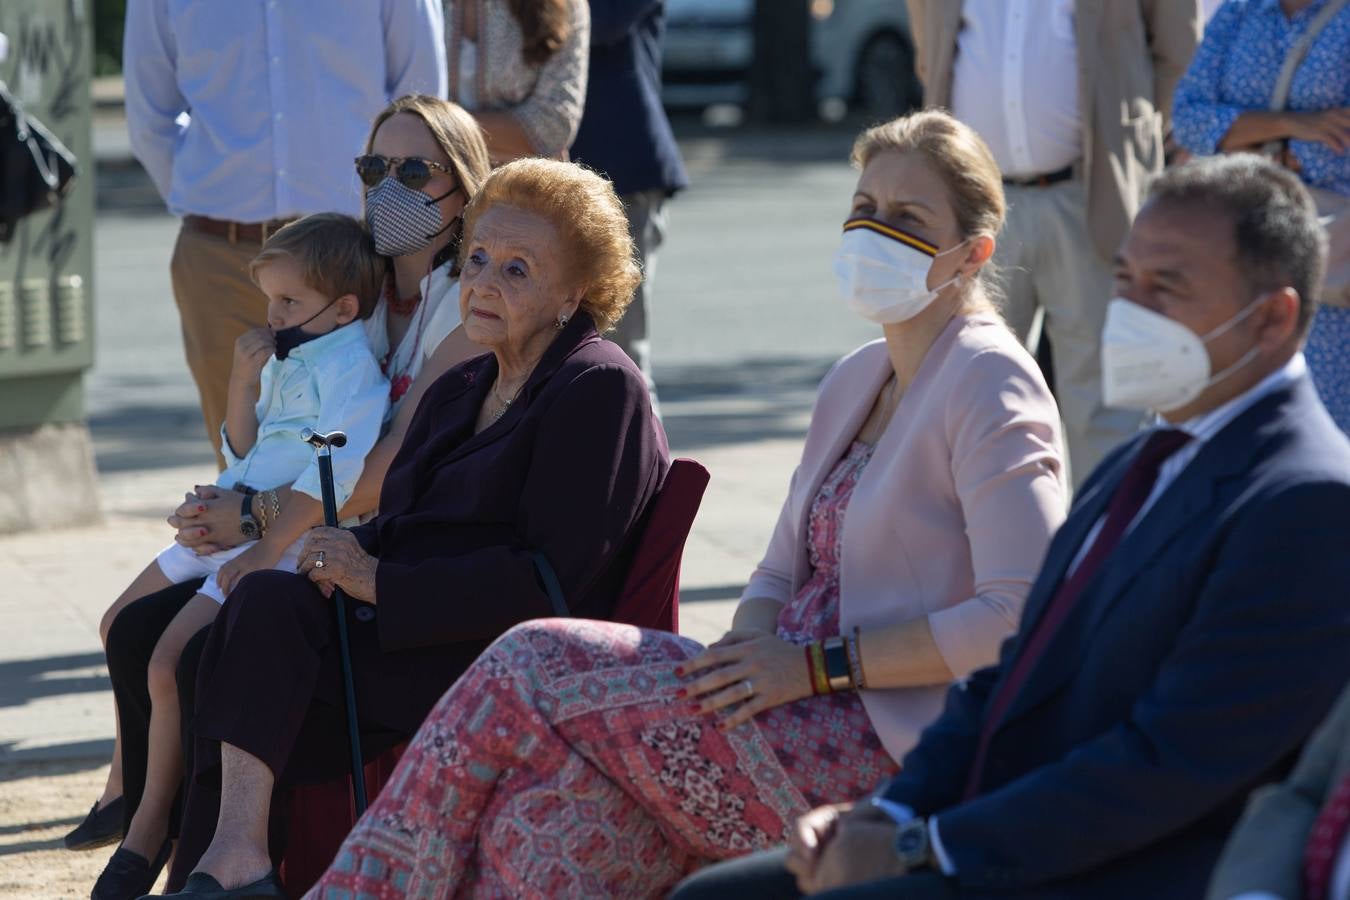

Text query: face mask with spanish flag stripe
(832, 217), (968, 325)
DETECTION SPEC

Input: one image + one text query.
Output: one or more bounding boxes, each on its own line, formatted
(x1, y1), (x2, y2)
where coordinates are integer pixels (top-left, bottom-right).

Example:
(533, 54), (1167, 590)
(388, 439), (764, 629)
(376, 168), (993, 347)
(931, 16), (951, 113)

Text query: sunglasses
(354, 155), (453, 190)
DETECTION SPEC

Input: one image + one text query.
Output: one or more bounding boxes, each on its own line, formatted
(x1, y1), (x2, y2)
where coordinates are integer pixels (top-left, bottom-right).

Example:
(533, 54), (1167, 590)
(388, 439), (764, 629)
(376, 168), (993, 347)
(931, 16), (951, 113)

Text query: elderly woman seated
(143, 158), (670, 898)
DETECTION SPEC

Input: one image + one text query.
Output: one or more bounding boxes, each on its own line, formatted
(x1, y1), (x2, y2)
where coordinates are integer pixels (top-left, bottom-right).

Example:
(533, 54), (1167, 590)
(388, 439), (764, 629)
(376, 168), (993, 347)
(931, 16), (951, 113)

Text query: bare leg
(97, 563), (176, 808)
(190, 743), (275, 889)
(121, 594), (220, 859)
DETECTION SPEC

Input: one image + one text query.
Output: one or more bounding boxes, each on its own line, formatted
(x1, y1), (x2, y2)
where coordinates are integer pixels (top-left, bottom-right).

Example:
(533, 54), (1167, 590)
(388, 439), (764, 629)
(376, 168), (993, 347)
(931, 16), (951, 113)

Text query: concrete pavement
(0, 117), (878, 770)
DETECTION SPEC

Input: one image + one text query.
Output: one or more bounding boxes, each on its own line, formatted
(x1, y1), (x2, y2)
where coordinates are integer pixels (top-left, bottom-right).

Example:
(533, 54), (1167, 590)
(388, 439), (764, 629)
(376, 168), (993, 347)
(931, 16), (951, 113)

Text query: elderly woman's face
(851, 149), (968, 291)
(459, 205), (579, 356)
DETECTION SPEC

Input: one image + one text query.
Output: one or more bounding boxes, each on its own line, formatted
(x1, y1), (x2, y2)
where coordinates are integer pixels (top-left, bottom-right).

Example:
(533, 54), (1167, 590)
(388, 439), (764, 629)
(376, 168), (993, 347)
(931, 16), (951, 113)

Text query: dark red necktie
(962, 429), (1192, 801)
(1304, 773), (1350, 900)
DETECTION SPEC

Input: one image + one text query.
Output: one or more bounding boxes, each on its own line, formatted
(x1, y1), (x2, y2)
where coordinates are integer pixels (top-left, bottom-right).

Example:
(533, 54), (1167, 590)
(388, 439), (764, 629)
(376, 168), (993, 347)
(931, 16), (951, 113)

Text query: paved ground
(0, 112), (881, 896)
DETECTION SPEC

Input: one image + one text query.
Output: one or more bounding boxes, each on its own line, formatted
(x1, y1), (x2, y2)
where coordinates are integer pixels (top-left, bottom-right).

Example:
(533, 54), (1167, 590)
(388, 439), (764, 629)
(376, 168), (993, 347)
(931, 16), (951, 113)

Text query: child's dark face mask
(273, 298), (339, 360)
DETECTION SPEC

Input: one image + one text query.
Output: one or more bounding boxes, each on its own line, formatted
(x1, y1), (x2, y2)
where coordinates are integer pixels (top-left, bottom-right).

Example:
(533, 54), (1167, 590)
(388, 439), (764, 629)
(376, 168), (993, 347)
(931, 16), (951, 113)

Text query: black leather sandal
(64, 796), (124, 851)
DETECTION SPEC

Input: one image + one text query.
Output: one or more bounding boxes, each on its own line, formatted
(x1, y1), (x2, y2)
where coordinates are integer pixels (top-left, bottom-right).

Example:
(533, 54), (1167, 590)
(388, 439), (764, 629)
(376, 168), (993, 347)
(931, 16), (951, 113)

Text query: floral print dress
(309, 441), (898, 899)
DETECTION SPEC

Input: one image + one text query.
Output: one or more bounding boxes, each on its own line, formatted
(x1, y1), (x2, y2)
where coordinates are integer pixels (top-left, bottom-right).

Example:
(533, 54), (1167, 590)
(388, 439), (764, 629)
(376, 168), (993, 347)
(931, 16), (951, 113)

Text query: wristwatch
(821, 636), (854, 691)
(239, 493), (260, 540)
(870, 797), (935, 871)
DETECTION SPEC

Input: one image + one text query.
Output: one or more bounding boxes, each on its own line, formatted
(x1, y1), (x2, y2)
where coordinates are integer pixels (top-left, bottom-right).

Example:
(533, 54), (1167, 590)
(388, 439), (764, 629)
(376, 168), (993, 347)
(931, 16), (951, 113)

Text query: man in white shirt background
(904, 0), (1202, 485)
(123, 0), (446, 467)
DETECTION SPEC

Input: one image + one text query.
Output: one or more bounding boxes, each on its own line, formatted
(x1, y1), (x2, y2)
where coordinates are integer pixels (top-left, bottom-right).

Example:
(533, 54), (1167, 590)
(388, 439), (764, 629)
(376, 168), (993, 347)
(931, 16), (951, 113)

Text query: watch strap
(822, 636), (853, 691)
(239, 492), (259, 538)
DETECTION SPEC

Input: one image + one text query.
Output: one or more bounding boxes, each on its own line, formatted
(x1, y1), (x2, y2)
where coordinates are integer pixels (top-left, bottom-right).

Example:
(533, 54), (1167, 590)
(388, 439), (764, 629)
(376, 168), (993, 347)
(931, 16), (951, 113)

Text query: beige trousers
(169, 225), (269, 469)
(995, 179), (1144, 487)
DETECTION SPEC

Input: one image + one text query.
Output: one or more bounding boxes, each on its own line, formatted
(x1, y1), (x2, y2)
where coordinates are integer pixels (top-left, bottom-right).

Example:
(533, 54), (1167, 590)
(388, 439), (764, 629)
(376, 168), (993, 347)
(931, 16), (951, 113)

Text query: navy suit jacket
(349, 313), (670, 657)
(569, 0), (688, 197)
(883, 374), (1350, 898)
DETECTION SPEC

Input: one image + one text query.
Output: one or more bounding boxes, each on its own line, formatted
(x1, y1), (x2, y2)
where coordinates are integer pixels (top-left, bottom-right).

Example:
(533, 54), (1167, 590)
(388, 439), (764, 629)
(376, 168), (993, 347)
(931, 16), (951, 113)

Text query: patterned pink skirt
(309, 442), (897, 898)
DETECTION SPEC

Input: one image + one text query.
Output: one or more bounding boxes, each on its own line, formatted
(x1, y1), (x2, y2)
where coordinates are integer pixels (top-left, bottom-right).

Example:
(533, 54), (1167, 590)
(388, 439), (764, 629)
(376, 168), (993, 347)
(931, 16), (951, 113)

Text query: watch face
(897, 829), (925, 854)
(240, 518), (260, 539)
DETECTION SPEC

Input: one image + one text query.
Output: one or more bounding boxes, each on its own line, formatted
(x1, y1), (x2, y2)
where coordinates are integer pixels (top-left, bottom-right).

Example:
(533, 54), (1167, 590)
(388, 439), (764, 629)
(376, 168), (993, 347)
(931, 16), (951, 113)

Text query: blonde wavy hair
(461, 158), (641, 334)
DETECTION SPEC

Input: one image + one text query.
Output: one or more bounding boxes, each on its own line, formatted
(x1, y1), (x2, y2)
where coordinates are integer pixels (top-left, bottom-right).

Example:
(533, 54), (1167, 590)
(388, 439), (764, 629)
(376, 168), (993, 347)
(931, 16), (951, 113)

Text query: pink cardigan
(741, 314), (1068, 763)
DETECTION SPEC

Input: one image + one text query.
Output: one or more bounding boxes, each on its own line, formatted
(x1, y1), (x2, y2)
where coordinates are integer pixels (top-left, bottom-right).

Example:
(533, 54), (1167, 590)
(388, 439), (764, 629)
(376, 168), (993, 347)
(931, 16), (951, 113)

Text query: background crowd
(44, 1), (1350, 899)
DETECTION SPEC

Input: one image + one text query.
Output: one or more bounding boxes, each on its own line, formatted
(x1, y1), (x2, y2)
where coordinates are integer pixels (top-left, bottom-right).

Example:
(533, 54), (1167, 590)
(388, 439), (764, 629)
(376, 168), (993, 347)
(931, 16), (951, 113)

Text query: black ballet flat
(91, 839), (171, 900)
(137, 870), (287, 899)
(64, 796), (125, 851)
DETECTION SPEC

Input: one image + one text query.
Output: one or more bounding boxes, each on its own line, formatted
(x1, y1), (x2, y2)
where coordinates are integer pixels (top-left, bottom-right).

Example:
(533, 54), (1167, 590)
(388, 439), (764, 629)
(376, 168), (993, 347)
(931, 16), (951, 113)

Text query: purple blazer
(350, 312), (670, 655)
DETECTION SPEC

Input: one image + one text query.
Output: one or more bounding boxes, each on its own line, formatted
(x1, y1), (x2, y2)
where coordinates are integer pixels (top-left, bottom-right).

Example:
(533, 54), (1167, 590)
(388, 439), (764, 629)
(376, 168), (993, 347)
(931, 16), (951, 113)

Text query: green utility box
(0, 1), (99, 532)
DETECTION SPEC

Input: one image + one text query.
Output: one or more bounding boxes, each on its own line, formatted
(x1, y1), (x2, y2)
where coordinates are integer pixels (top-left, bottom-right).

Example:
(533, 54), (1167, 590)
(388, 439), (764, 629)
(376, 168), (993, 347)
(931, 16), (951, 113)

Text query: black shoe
(65, 797), (125, 851)
(137, 870), (287, 899)
(91, 840), (171, 900)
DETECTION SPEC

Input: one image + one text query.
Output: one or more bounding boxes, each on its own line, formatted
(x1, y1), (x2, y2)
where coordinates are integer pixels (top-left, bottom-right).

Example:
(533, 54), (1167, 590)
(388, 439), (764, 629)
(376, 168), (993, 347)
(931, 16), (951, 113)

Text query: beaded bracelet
(805, 642), (831, 695)
(845, 627), (867, 690)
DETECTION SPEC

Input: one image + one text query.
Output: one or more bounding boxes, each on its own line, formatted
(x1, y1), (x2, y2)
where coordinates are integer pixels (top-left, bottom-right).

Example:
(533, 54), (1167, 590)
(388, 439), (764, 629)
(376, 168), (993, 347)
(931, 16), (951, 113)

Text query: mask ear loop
(1198, 293), (1268, 344)
(422, 184), (463, 242)
(1194, 294), (1271, 393)
(926, 236), (976, 299)
(281, 296), (340, 333)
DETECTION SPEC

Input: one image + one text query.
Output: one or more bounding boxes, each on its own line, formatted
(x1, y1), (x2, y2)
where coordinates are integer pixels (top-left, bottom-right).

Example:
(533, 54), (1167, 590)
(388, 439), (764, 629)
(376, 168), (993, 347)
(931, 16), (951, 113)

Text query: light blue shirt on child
(219, 322), (389, 509)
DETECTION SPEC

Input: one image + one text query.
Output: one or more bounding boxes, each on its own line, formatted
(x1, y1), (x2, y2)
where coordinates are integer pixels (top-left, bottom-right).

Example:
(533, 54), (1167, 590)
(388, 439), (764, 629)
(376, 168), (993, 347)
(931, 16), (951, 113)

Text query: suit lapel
(996, 384), (1300, 728)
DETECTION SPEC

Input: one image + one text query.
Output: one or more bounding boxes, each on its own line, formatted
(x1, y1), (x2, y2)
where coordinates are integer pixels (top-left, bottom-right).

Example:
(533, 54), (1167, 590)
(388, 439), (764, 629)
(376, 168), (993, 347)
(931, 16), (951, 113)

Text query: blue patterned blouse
(1173, 0), (1350, 196)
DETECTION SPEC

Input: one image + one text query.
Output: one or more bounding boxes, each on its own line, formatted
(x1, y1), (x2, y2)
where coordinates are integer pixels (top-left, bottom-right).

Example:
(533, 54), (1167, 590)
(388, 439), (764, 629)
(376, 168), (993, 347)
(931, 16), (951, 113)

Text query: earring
(556, 312), (570, 330)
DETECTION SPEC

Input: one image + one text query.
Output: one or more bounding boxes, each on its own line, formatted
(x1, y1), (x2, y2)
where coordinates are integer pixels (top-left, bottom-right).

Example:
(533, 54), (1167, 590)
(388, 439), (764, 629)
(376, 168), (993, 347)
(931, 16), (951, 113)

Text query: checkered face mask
(364, 176), (456, 258)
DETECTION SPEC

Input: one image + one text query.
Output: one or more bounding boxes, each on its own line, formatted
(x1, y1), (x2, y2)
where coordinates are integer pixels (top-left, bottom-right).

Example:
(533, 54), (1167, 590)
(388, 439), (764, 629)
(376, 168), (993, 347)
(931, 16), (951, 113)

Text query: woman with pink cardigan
(308, 109), (1068, 899)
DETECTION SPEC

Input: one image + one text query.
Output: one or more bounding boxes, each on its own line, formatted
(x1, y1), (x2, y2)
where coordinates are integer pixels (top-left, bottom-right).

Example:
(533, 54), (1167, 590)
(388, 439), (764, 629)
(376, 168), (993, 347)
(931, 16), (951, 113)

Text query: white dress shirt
(123, 0), (447, 221)
(949, 0), (1083, 178)
(925, 355), (1309, 878)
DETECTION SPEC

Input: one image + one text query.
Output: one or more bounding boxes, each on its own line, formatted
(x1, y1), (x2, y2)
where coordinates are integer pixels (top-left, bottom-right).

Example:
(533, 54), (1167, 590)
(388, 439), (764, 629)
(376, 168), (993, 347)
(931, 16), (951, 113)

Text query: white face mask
(1100, 297), (1266, 413)
(833, 218), (966, 324)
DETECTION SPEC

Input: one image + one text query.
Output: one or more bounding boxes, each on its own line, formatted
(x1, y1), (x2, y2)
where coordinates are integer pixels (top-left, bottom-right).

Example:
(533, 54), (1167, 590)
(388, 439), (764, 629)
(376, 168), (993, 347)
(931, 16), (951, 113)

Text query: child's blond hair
(250, 213), (384, 319)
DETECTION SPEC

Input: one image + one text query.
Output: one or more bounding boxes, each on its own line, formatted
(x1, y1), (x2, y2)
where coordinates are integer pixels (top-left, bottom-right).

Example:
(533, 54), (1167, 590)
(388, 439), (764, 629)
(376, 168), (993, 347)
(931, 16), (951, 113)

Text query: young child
(89, 213), (390, 899)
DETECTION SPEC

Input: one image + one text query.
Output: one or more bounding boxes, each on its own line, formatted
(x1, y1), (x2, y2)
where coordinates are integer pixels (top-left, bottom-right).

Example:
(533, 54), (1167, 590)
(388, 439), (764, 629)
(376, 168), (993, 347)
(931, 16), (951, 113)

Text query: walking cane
(301, 428), (369, 815)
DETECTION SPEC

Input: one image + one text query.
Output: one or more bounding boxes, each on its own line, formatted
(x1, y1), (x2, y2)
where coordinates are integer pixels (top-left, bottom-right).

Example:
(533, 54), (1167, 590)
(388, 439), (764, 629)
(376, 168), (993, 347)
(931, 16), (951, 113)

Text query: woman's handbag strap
(1270, 0), (1350, 111)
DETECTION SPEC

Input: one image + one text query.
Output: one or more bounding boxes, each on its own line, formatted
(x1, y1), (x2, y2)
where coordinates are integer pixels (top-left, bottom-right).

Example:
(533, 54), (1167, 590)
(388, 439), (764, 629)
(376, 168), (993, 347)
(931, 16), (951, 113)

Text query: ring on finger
(314, 550), (326, 569)
(742, 679), (754, 700)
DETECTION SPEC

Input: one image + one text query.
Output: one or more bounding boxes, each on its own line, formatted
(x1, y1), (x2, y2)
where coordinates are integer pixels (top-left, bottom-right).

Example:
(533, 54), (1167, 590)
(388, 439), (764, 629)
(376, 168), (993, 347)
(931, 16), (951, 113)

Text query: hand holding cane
(301, 427), (369, 815)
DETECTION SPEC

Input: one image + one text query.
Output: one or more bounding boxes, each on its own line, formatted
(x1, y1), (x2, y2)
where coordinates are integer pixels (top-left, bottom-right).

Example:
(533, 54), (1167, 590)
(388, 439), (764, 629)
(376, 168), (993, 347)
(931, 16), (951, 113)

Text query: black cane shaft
(333, 587), (369, 814)
(317, 454), (340, 526)
(315, 449), (369, 815)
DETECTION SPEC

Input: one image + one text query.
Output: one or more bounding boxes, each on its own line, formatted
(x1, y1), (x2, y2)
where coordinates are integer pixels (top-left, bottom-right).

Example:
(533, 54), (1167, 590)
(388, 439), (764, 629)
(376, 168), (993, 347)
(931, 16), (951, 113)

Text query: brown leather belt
(1002, 166), (1075, 189)
(183, 215), (296, 245)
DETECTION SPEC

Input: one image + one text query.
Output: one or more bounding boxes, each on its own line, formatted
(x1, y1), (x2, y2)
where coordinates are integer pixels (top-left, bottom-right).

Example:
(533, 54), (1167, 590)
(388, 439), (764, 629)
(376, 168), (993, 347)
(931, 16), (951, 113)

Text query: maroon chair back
(610, 458), (710, 632)
(279, 457), (710, 895)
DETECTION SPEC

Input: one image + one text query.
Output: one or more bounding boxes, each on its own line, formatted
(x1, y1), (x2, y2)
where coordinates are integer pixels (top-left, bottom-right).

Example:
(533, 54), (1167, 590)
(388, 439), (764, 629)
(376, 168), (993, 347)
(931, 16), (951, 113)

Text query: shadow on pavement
(0, 653), (110, 711)
(88, 401), (216, 473)
(0, 745), (113, 779)
(657, 355), (833, 450)
(679, 584), (743, 604)
(0, 815), (84, 837)
(0, 835), (67, 857)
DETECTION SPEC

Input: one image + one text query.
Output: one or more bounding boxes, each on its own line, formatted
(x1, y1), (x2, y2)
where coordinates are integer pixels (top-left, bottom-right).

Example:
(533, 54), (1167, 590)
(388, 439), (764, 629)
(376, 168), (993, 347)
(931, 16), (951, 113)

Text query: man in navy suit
(671, 156), (1350, 899)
